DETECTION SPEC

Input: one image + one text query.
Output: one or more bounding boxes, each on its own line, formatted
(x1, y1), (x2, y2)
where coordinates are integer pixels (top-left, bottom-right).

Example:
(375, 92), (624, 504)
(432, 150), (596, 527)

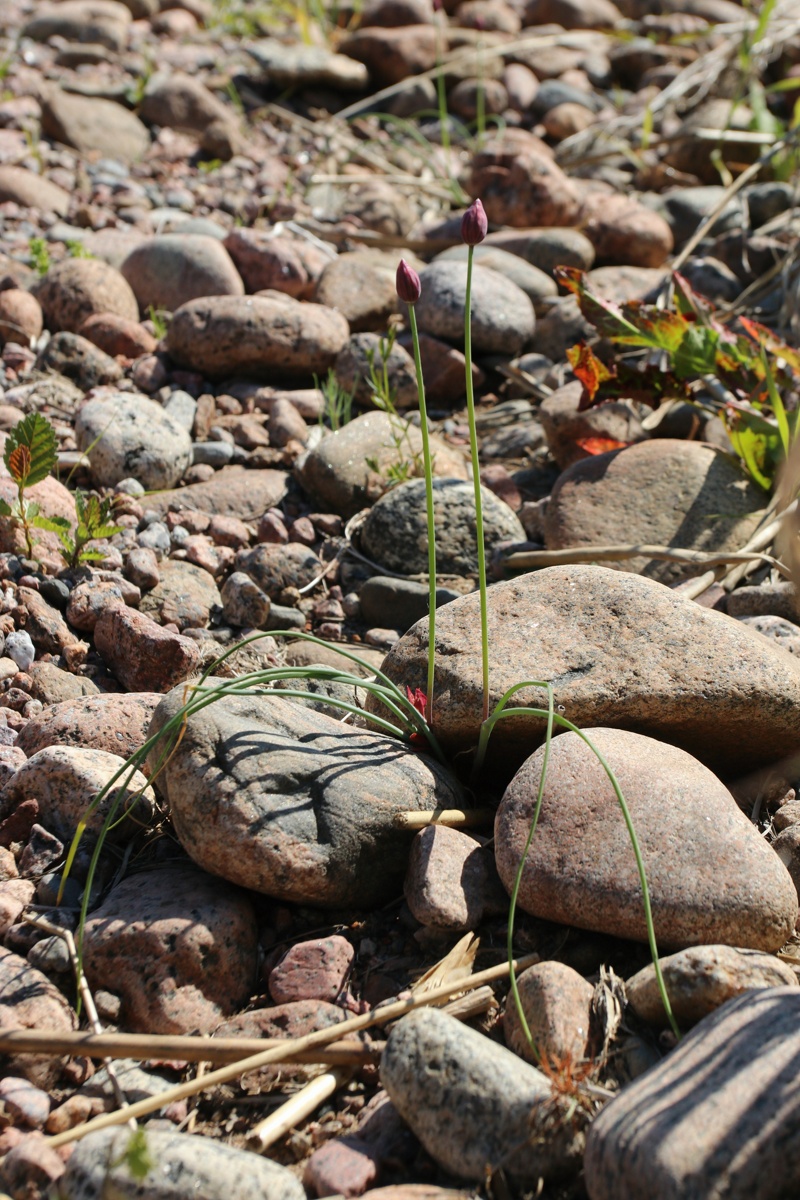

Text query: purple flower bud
(461, 198), (488, 246)
(396, 258), (421, 305)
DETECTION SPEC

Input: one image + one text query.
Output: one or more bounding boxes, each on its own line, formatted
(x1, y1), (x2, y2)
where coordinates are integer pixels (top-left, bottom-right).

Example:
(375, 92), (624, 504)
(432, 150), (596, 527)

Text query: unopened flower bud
(396, 259), (421, 304)
(461, 198), (488, 246)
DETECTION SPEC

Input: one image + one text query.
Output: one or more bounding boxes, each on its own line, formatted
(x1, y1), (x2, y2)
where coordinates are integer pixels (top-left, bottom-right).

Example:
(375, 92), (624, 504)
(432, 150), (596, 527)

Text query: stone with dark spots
(584, 988), (800, 1200)
(495, 728), (798, 951)
(368, 565), (800, 779)
(139, 559), (221, 630)
(16, 692), (161, 760)
(94, 605), (202, 691)
(140, 467), (288, 522)
(235, 542), (320, 599)
(15, 587), (84, 656)
(214, 1000), (347, 1087)
(34, 332), (122, 391)
(268, 935), (354, 1004)
(34, 257), (138, 334)
(148, 689), (463, 907)
(83, 864), (258, 1035)
(0, 947), (76, 1088)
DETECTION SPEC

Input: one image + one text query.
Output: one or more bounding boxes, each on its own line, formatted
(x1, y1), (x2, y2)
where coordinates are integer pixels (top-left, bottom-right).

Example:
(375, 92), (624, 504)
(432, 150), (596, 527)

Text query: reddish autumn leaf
(7, 444), (30, 485)
(740, 317), (800, 377)
(566, 343), (613, 406)
(574, 437), (630, 456)
(405, 685), (427, 718)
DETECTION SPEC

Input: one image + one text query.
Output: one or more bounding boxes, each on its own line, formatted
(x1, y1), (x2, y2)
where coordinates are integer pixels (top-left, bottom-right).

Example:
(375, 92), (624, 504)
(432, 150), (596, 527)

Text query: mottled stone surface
(504, 961), (594, 1065)
(0, 948), (76, 1088)
(56, 1128), (305, 1200)
(268, 935), (354, 1003)
(35, 258), (138, 334)
(404, 825), (506, 930)
(17, 692), (161, 760)
(235, 542), (320, 599)
(140, 467), (288, 521)
(584, 988), (800, 1200)
(139, 559), (221, 630)
(214, 1000), (346, 1087)
(94, 605), (202, 692)
(370, 565), (800, 778)
(76, 392), (192, 490)
(495, 728), (797, 950)
(83, 864), (257, 1034)
(381, 1008), (581, 1182)
(148, 688), (462, 906)
(626, 944), (798, 1028)
(544, 440), (765, 583)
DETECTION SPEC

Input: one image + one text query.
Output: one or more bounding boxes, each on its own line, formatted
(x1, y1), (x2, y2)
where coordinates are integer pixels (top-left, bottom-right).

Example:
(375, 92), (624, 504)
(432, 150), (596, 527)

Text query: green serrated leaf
(671, 326), (721, 379)
(77, 549), (108, 562)
(86, 523), (124, 539)
(5, 413), (58, 488)
(31, 514), (71, 532)
(0, 498), (14, 517)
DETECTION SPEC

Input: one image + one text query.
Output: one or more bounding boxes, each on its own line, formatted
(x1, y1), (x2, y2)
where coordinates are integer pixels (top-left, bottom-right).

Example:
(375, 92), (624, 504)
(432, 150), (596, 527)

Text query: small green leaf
(0, 498), (14, 517)
(4, 413), (58, 488)
(671, 326), (720, 379)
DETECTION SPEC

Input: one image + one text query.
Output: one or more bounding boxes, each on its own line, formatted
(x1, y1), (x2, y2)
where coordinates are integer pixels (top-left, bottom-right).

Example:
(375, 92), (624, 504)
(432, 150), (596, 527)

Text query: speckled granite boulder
(148, 689), (462, 907)
(76, 392), (192, 490)
(495, 728), (798, 951)
(16, 693), (161, 760)
(0, 948), (76, 1088)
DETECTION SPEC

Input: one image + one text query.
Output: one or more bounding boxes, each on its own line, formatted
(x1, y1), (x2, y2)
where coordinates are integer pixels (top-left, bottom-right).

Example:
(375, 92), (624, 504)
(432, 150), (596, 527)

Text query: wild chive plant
(60, 208), (681, 1062)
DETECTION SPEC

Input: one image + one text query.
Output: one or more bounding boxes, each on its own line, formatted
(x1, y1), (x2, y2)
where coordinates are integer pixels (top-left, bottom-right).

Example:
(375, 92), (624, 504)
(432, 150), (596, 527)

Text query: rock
(435, 245), (557, 311)
(523, 0), (622, 27)
(381, 1007), (581, 1183)
(728, 581), (799, 621)
(67, 580), (138, 635)
(584, 987), (800, 1200)
(0, 1078), (51, 1128)
(297, 411), (467, 519)
(15, 587), (84, 656)
(415, 261), (535, 355)
(28, 662), (99, 705)
(121, 236), (244, 315)
(282, 639), (386, 678)
(269, 397), (309, 447)
(148, 688), (462, 906)
(304, 1091), (415, 1198)
(626, 944), (798, 1028)
(404, 824), (505, 930)
(580, 194), (674, 268)
(370, 565), (800, 778)
(223, 230), (328, 299)
(400, 332), (484, 406)
(40, 87), (149, 162)
(485, 227), (595, 277)
(139, 72), (230, 134)
(468, 139), (581, 228)
(0, 879), (35, 936)
(495, 727), (798, 950)
(36, 331), (122, 390)
(543, 440), (765, 584)
(317, 251), (403, 332)
(248, 37), (370, 90)
(22, 0), (131, 51)
(0, 289), (42, 349)
(214, 1000), (346, 1087)
(17, 693), (160, 763)
(56, 1127), (306, 1200)
(361, 478), (526, 575)
(543, 101), (597, 139)
(166, 295), (349, 380)
(359, 577), (460, 631)
(504, 961), (595, 1065)
(1, 1132), (66, 1196)
(141, 467), (287, 522)
(538, 380), (646, 469)
(0, 948), (76, 1088)
(35, 258), (138, 334)
(78, 312), (157, 358)
(94, 605), (202, 691)
(5, 631), (35, 672)
(340, 25), (438, 85)
(0, 166), (70, 216)
(76, 392), (192, 490)
(139, 559), (222, 629)
(449, 78), (509, 122)
(335, 332), (419, 409)
(269, 935), (354, 1003)
(235, 542), (319, 599)
(739, 614), (800, 657)
(220, 572), (271, 628)
(83, 864), (256, 1034)
(0, 745), (154, 843)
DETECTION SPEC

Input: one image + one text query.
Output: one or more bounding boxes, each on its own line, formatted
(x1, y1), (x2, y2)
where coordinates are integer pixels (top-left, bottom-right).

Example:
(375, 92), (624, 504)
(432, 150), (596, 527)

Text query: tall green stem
(464, 244), (490, 722)
(408, 304), (437, 718)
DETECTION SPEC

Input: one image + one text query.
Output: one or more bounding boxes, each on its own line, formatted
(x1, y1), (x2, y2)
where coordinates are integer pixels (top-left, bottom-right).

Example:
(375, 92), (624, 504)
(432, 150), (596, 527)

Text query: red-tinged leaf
(554, 267), (645, 342)
(672, 270), (717, 320)
(740, 317), (800, 377)
(575, 437), (630, 456)
(619, 304), (688, 354)
(7, 445), (30, 486)
(566, 343), (613, 406)
(405, 685), (428, 719)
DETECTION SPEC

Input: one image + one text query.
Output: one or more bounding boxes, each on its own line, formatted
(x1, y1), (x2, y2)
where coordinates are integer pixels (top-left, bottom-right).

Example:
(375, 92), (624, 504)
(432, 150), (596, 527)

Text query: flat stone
(544, 440), (765, 583)
(0, 745), (154, 843)
(139, 559), (221, 630)
(415, 261), (535, 356)
(248, 37), (370, 90)
(296, 411), (467, 519)
(584, 988), (800, 1200)
(381, 1007), (581, 1183)
(35, 331), (122, 390)
(370, 565), (800, 778)
(317, 251), (402, 332)
(148, 689), (462, 907)
(121, 235), (244, 315)
(214, 1000), (346, 1087)
(626, 944), (798, 1028)
(16, 693), (161, 760)
(57, 1127), (305, 1200)
(140, 467), (288, 521)
(485, 227), (595, 276)
(361, 477), (526, 576)
(359, 577), (460, 632)
(40, 87), (149, 163)
(495, 727), (798, 951)
(83, 864), (257, 1035)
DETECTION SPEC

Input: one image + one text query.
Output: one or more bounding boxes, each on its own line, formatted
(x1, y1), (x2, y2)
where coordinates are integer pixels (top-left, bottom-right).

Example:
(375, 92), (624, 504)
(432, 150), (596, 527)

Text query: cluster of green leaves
(315, 367), (354, 432)
(363, 330), (427, 487)
(556, 266), (800, 490)
(0, 414), (122, 566)
(28, 236), (50, 276)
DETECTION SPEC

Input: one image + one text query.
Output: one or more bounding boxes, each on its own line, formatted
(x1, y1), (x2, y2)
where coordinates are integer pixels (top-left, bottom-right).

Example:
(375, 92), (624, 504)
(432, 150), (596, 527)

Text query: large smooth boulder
(147, 690), (463, 907)
(76, 392), (192, 490)
(369, 565), (800, 778)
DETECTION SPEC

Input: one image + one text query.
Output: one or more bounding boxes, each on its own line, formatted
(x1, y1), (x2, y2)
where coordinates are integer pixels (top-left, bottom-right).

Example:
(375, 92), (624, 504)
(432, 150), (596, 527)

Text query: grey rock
(139, 559), (221, 630)
(368, 565), (800, 778)
(121, 236), (244, 315)
(76, 392), (192, 490)
(163, 389), (197, 432)
(415, 261), (535, 355)
(35, 331), (122, 391)
(192, 441), (235, 468)
(680, 256), (742, 303)
(81, 1060), (176, 1104)
(148, 688), (463, 906)
(236, 542), (319, 599)
(745, 181), (794, 229)
(433, 245), (557, 310)
(296, 411), (467, 519)
(220, 571), (271, 628)
(495, 727), (798, 951)
(55, 1127), (306, 1200)
(265, 603), (306, 631)
(485, 226), (595, 277)
(360, 576), (460, 631)
(727, 581), (798, 621)
(248, 37), (369, 90)
(544, 440), (765, 584)
(5, 631), (35, 673)
(660, 185), (744, 246)
(626, 944), (798, 1028)
(0, 746), (154, 843)
(140, 468), (288, 522)
(361, 478), (526, 575)
(584, 988), (800, 1200)
(381, 1007), (581, 1183)
(335, 333), (418, 408)
(738, 614), (800, 656)
(533, 78), (603, 114)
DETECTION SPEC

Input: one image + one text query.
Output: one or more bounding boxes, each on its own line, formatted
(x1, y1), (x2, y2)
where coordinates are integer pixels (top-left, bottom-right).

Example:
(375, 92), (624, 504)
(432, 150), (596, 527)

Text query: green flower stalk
(461, 198), (490, 724)
(397, 259), (437, 720)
